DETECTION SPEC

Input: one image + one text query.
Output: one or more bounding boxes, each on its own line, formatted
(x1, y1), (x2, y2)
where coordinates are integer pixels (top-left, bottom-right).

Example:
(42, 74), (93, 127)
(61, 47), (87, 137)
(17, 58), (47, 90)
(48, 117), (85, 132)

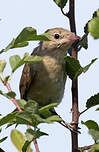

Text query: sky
(0, 0), (99, 152)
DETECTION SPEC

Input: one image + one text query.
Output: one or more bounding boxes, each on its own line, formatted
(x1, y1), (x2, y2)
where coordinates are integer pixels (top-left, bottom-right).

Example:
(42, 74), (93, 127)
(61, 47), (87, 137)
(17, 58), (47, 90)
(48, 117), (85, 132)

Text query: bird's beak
(68, 34), (81, 41)
(60, 34), (81, 45)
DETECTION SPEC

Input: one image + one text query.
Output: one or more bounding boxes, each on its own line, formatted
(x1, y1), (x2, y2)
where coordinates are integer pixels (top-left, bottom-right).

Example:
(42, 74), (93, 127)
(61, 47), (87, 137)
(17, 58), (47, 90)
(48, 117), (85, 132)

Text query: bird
(19, 28), (79, 107)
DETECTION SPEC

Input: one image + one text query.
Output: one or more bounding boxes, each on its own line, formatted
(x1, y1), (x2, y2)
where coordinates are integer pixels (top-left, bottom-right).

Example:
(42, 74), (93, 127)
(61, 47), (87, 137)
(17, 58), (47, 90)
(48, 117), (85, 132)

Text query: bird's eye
(54, 33), (60, 39)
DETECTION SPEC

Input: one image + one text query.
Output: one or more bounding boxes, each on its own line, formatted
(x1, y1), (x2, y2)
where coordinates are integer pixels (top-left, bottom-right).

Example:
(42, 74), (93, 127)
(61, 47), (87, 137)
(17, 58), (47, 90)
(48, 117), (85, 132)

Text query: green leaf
(83, 58), (97, 73)
(79, 36), (88, 49)
(65, 57), (96, 78)
(90, 143), (99, 152)
(0, 90), (16, 100)
(22, 140), (32, 152)
(84, 9), (99, 35)
(16, 112), (45, 127)
(89, 129), (99, 142)
(14, 27), (36, 44)
(65, 56), (83, 79)
(0, 39), (16, 54)
(86, 93), (99, 109)
(39, 103), (58, 113)
(0, 136), (8, 143)
(45, 115), (62, 123)
(14, 27), (50, 44)
(13, 41), (29, 48)
(6, 122), (16, 129)
(9, 54), (42, 73)
(0, 90), (3, 95)
(82, 120), (99, 130)
(6, 91), (16, 98)
(39, 103), (58, 118)
(9, 55), (22, 72)
(88, 17), (99, 39)
(5, 75), (10, 82)
(96, 107), (99, 111)
(78, 148), (85, 152)
(0, 112), (18, 127)
(24, 100), (39, 114)
(35, 33), (50, 41)
(82, 121), (99, 142)
(11, 129), (25, 152)
(23, 55), (42, 64)
(26, 128), (48, 141)
(53, 0), (68, 8)
(93, 9), (99, 18)
(0, 27), (50, 54)
(16, 112), (33, 126)
(17, 99), (27, 109)
(0, 60), (6, 73)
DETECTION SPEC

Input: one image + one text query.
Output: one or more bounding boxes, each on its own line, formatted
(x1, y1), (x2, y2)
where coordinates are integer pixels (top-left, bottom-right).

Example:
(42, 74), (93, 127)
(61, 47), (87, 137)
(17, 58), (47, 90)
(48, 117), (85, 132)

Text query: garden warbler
(19, 28), (79, 107)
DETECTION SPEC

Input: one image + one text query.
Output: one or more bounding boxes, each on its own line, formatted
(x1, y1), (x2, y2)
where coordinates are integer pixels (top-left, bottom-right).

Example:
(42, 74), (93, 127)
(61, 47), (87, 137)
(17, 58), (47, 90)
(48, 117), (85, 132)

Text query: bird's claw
(61, 121), (81, 134)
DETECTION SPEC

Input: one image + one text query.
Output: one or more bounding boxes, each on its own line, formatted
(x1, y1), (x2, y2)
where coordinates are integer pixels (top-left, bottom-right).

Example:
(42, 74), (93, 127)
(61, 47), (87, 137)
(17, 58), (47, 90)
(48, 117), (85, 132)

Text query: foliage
(85, 9), (99, 39)
(53, 0), (68, 8)
(0, 27), (50, 54)
(0, 1), (99, 152)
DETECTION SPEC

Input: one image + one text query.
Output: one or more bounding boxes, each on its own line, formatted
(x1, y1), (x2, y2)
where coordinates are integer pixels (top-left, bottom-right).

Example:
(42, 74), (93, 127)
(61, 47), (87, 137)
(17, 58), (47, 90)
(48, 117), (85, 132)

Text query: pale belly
(26, 56), (66, 106)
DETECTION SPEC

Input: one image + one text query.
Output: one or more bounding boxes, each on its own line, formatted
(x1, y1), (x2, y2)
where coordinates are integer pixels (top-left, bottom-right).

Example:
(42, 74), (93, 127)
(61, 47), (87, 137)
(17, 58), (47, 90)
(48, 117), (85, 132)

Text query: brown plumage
(19, 28), (79, 106)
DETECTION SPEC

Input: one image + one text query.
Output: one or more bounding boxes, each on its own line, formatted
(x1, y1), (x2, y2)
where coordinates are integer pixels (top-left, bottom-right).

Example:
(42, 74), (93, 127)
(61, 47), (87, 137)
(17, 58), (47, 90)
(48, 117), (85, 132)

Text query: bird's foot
(60, 121), (81, 134)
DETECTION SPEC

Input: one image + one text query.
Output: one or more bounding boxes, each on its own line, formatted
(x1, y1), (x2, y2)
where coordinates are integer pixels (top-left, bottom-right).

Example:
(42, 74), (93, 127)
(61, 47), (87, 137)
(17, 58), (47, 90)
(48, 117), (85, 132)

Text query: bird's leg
(60, 121), (81, 134)
(49, 108), (81, 133)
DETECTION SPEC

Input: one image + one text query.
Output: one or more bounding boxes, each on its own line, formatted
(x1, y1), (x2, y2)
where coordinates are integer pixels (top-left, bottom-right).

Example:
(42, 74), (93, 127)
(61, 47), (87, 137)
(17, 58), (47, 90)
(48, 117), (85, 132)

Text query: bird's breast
(26, 55), (66, 106)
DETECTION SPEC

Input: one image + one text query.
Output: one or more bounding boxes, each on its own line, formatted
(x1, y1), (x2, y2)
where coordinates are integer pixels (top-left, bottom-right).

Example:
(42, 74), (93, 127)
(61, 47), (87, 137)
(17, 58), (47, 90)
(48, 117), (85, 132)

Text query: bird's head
(41, 28), (80, 52)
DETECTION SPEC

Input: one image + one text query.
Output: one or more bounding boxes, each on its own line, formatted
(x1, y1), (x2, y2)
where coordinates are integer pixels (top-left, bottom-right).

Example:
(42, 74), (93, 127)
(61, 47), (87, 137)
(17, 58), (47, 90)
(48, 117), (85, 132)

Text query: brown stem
(28, 125), (39, 152)
(79, 143), (96, 151)
(69, 1), (79, 151)
(60, 7), (70, 18)
(80, 108), (88, 115)
(3, 80), (22, 112)
(61, 0), (79, 151)
(60, 8), (67, 16)
(68, 0), (76, 33)
(2, 80), (40, 152)
(33, 139), (39, 152)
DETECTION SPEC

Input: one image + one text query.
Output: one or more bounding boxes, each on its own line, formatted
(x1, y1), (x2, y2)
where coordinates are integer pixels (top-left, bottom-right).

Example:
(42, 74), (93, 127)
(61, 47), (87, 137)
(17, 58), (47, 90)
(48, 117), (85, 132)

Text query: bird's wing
(19, 46), (40, 99)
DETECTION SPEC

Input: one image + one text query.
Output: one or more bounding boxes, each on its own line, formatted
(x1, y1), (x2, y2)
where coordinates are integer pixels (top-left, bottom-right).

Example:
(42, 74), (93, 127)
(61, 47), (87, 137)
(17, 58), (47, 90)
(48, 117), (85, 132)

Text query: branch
(1, 79), (40, 152)
(60, 8), (70, 18)
(27, 125), (39, 152)
(67, 1), (79, 152)
(80, 108), (89, 115)
(79, 143), (96, 151)
(2, 80), (22, 112)
(61, 0), (79, 152)
(80, 33), (88, 41)
(60, 8), (67, 16)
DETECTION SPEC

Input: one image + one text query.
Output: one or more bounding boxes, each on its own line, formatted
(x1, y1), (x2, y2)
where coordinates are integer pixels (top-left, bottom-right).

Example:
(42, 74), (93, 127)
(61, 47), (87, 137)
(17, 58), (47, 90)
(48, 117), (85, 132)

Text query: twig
(79, 143), (96, 151)
(73, 33), (88, 47)
(2, 79), (40, 152)
(80, 108), (88, 115)
(28, 125), (39, 152)
(60, 7), (70, 18)
(80, 33), (88, 41)
(2, 80), (22, 112)
(33, 139), (39, 152)
(60, 8), (68, 17)
(60, 8), (67, 16)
